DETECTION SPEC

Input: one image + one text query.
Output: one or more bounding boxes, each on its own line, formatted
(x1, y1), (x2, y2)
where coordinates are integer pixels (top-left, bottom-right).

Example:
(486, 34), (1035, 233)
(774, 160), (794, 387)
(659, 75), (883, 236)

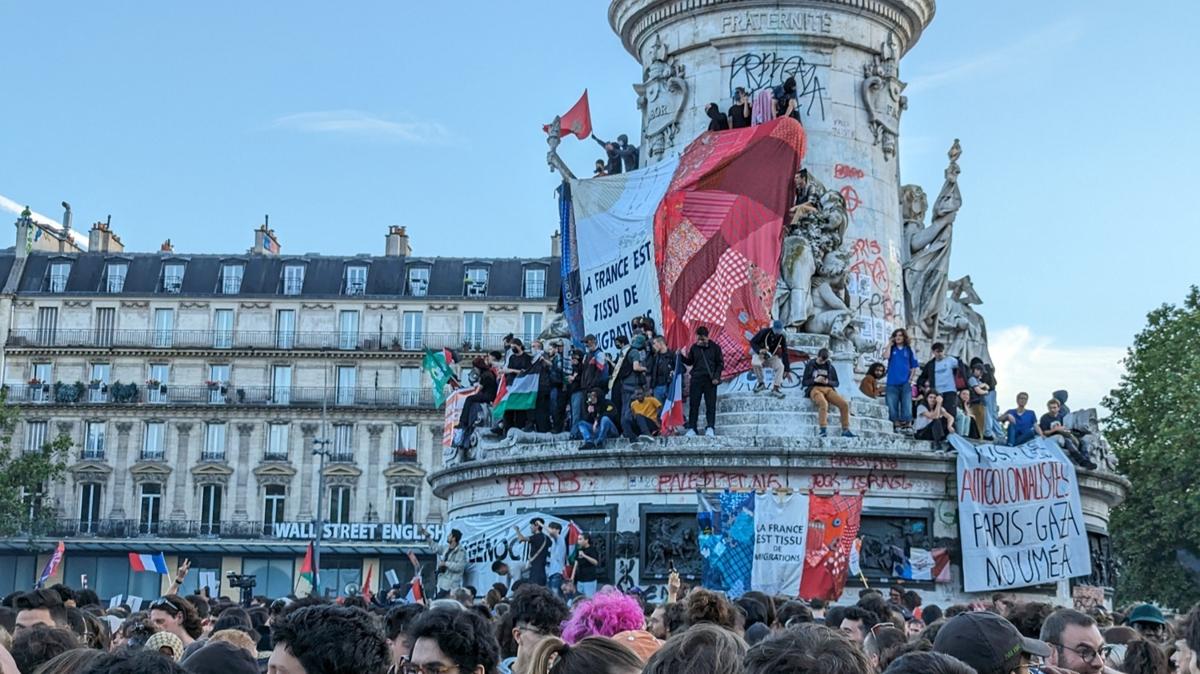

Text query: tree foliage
(1105, 286), (1200, 608)
(0, 391), (72, 538)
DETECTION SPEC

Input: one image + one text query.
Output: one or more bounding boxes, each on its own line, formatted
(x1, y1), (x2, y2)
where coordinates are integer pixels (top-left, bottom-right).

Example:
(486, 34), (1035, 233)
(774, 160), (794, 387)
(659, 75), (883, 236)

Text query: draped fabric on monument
(654, 117), (807, 376)
(799, 492), (863, 601)
(557, 182), (585, 345)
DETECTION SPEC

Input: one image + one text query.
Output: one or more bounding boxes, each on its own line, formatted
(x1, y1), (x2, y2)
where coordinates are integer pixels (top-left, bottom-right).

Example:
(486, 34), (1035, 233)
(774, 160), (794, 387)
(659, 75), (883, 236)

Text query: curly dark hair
(644, 623), (747, 674)
(777, 601), (814, 628)
(270, 604), (390, 674)
(1006, 601), (1055, 639)
(79, 649), (188, 674)
(1121, 639), (1169, 674)
(508, 585), (569, 636)
(685, 589), (738, 631)
(10, 625), (79, 674)
(151, 595), (203, 639)
(742, 591), (777, 627)
(878, 638), (932, 672)
(384, 603), (427, 640)
(881, 652), (976, 674)
(408, 608), (500, 674)
(745, 624), (871, 674)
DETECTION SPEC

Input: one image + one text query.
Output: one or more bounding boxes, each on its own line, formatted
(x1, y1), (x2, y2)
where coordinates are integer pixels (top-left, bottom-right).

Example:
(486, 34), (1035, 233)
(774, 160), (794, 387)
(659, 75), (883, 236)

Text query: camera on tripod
(226, 571), (257, 607)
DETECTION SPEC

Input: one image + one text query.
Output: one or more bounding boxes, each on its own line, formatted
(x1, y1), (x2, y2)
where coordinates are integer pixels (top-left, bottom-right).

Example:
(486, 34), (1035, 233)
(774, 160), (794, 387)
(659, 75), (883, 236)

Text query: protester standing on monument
(705, 103), (729, 132)
(513, 518), (550, 588)
(1001, 392), (1039, 447)
(883, 328), (921, 432)
(682, 326), (723, 437)
(729, 87), (751, 129)
(422, 527), (466, 598)
(966, 362), (992, 440)
(565, 349), (585, 430)
(646, 336), (675, 403)
(773, 76), (802, 122)
(594, 159), (608, 177)
(454, 355), (498, 450)
(749, 320), (792, 398)
(499, 339), (533, 434)
(545, 522), (568, 597)
(802, 348), (855, 438)
(918, 342), (965, 420)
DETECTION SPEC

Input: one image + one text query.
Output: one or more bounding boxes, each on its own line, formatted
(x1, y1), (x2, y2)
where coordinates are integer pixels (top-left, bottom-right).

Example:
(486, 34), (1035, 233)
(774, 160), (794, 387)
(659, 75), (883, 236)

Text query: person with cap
(749, 320), (792, 398)
(933, 611), (1053, 674)
(1125, 604), (1169, 644)
(802, 348), (855, 437)
(681, 326), (724, 437)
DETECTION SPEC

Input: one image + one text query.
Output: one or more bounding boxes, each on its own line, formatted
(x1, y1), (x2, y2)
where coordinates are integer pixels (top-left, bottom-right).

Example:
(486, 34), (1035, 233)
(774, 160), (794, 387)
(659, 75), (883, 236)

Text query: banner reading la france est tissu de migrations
(952, 435), (1091, 592)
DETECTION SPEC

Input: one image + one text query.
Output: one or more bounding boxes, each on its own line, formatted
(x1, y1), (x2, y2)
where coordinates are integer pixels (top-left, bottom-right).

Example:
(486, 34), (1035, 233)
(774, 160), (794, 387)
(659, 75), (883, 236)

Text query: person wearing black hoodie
(681, 326), (724, 437)
(455, 355), (498, 449)
(705, 103), (729, 131)
(729, 87), (751, 129)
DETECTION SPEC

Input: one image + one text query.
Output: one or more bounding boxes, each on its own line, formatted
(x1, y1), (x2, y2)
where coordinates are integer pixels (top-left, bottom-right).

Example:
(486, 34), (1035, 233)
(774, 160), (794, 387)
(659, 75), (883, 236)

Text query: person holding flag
(421, 347), (459, 407)
(36, 541), (65, 589)
(452, 355), (498, 451)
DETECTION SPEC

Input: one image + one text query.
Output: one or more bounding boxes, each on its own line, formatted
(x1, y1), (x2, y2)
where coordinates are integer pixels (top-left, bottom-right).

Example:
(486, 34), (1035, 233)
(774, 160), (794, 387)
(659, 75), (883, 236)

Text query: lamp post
(310, 364), (332, 596)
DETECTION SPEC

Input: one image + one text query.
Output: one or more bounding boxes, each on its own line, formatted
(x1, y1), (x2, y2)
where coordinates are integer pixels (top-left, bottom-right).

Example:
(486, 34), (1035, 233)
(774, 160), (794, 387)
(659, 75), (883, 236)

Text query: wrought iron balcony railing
(7, 328), (515, 353)
(4, 384), (435, 409)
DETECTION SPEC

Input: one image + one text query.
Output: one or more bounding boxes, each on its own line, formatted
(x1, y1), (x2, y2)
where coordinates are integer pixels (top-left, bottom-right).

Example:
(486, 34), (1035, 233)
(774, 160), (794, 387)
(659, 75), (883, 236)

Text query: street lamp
(310, 363), (332, 596)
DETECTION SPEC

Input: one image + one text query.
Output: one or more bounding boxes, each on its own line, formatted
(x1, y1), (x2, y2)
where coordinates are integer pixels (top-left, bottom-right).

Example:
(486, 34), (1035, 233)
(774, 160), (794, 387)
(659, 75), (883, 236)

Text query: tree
(1105, 286), (1200, 608)
(0, 390), (72, 538)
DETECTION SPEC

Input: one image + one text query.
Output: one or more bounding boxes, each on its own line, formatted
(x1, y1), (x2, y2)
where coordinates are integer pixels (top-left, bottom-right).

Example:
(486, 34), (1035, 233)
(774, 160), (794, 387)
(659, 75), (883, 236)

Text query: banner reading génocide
(449, 512), (568, 591)
(952, 436), (1091, 592)
(569, 157), (679, 353)
(751, 492), (810, 596)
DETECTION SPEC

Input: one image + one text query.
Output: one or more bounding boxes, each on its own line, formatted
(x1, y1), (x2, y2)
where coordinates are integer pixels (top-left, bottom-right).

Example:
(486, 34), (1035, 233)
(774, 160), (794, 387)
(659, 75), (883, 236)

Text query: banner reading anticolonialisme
(450, 512), (568, 592)
(751, 492), (809, 597)
(952, 435), (1091, 592)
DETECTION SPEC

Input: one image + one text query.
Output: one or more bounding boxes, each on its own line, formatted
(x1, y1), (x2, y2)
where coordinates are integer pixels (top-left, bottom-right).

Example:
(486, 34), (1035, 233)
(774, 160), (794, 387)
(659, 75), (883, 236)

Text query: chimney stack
(253, 216), (280, 255)
(88, 216), (124, 253)
(161, 239), (174, 253)
(385, 225), (412, 257)
(14, 206), (34, 258)
(550, 230), (561, 258)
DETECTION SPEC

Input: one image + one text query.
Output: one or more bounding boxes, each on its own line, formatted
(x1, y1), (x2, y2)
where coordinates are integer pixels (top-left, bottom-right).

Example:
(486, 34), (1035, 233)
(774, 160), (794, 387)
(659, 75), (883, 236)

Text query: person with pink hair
(560, 590), (645, 644)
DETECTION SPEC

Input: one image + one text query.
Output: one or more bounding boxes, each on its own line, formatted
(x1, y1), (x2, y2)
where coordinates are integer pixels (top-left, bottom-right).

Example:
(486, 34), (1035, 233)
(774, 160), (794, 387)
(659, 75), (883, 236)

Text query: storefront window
(242, 558), (295, 600)
(0, 555), (36, 597)
(314, 556), (361, 598)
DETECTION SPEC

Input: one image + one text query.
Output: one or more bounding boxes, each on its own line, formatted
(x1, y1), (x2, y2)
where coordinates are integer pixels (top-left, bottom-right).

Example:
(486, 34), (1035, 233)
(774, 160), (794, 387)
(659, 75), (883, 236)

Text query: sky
(3, 1), (1198, 411)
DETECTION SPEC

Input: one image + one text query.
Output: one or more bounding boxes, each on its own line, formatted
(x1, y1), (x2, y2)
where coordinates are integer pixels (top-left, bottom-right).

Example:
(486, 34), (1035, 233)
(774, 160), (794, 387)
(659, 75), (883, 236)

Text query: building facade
(0, 217), (560, 600)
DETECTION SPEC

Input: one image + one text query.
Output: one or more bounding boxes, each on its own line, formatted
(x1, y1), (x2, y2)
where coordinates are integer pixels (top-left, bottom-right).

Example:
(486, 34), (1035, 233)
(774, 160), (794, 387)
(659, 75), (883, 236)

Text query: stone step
(712, 423), (897, 441)
(713, 411), (894, 433)
(717, 393), (890, 419)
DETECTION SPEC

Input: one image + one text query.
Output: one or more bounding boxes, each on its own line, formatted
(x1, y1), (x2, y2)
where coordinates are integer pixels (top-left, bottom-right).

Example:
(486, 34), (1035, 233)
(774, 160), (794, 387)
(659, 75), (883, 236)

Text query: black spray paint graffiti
(728, 52), (827, 120)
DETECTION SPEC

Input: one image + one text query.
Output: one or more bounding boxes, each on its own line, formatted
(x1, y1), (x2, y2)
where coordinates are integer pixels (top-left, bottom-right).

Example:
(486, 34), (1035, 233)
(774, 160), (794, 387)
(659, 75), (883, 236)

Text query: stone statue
(903, 139), (962, 343)
(544, 116), (576, 181)
(537, 312), (571, 341)
(861, 34), (908, 161)
(633, 34), (688, 162)
(774, 173), (843, 329)
(937, 275), (991, 365)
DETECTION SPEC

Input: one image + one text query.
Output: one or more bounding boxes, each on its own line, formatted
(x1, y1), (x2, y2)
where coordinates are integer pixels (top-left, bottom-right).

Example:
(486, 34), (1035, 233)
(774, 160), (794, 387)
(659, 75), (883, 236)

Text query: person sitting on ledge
(859, 362), (886, 399)
(1001, 392), (1038, 446)
(628, 386), (662, 442)
(802, 348), (855, 438)
(577, 388), (618, 450)
(913, 390), (955, 449)
(750, 319), (792, 398)
(1040, 398), (1097, 469)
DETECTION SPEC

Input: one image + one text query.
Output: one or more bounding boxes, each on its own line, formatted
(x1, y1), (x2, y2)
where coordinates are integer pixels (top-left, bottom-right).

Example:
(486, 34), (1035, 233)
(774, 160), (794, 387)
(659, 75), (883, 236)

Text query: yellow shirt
(631, 396), (663, 421)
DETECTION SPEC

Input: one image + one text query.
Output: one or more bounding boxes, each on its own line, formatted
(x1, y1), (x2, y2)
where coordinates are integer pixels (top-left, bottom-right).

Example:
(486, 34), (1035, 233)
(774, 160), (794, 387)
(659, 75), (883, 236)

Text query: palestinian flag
(491, 374), (538, 421)
(563, 522), (582, 579)
(299, 541), (317, 590)
(422, 348), (459, 407)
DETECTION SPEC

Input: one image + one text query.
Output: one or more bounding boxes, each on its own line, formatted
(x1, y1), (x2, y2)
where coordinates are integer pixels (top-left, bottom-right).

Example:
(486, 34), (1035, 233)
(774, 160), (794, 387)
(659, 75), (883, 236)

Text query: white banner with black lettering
(570, 158), (677, 353)
(449, 512), (568, 592)
(952, 436), (1091, 592)
(751, 492), (810, 597)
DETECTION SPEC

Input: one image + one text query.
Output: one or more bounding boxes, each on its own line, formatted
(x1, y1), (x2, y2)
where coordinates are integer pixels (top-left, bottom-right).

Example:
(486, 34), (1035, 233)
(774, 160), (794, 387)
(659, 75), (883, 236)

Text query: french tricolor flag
(659, 352), (684, 435)
(128, 552), (170, 575)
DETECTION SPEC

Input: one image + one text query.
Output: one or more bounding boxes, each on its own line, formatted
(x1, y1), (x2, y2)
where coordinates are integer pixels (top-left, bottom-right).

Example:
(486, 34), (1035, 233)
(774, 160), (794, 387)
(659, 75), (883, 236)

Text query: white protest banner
(108, 594), (123, 609)
(952, 436), (1091, 592)
(199, 571), (218, 597)
(448, 512), (568, 591)
(128, 595), (143, 612)
(570, 158), (677, 353)
(385, 569), (401, 589)
(751, 492), (810, 597)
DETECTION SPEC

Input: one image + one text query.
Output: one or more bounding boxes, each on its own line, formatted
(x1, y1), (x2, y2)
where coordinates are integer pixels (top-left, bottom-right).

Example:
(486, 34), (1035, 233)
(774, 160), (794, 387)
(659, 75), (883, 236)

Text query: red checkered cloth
(799, 492), (864, 601)
(654, 117), (807, 376)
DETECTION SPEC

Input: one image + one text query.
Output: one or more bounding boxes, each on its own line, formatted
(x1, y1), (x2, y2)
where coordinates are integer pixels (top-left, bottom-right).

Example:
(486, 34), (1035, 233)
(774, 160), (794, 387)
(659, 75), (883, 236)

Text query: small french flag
(659, 353), (685, 434)
(128, 552), (170, 575)
(405, 574), (424, 605)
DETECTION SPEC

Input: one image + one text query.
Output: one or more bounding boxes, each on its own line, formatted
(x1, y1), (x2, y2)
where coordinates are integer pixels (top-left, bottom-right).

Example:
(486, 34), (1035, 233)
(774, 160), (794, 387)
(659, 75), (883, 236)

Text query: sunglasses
(150, 598), (179, 615)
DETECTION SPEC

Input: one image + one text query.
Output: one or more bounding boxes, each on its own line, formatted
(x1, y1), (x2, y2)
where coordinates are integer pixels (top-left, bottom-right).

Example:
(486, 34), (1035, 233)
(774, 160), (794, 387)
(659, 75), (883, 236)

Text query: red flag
(406, 574), (425, 605)
(361, 565), (374, 601)
(492, 374), (508, 407)
(543, 90), (592, 140)
(299, 542), (317, 590)
(799, 493), (863, 601)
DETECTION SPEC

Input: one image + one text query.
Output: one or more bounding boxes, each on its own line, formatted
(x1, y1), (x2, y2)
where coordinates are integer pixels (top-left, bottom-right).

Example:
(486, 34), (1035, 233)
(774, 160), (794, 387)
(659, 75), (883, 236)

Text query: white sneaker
(685, 429), (697, 437)
(705, 428), (715, 437)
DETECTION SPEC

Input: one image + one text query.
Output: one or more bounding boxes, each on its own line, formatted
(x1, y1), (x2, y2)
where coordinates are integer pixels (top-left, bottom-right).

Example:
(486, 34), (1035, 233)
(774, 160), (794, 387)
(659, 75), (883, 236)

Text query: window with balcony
(400, 367), (421, 406)
(266, 423), (289, 461)
(48, 262), (71, 293)
(20, 485), (45, 523)
(147, 363), (169, 404)
(332, 424), (353, 462)
(522, 312), (543, 345)
(95, 307), (116, 347)
(203, 423), (226, 461)
(161, 262), (185, 293)
(30, 363), (53, 403)
(25, 421), (47, 453)
(465, 268), (488, 297)
(344, 265), (368, 296)
(153, 308), (174, 348)
(394, 424), (417, 462)
(207, 364), (230, 403)
(200, 484), (222, 535)
(271, 365), (292, 405)
(338, 310), (360, 350)
(139, 483), (162, 534)
(407, 267), (430, 297)
(463, 312), (483, 350)
(524, 267), (546, 298)
(263, 485), (286, 530)
(336, 366), (357, 406)
(329, 486), (351, 525)
(143, 422), (165, 460)
(84, 422), (106, 459)
(275, 309), (296, 349)
(282, 264), (305, 295)
(213, 309), (234, 349)
(104, 263), (127, 293)
(88, 363), (110, 403)
(392, 486), (416, 525)
(36, 307), (57, 346)
(220, 264), (244, 294)
(402, 311), (423, 350)
(78, 483), (102, 534)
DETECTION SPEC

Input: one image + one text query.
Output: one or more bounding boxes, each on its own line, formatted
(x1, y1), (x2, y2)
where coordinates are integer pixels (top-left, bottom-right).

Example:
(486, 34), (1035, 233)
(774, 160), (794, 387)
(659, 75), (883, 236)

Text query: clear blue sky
(3, 1), (1197, 408)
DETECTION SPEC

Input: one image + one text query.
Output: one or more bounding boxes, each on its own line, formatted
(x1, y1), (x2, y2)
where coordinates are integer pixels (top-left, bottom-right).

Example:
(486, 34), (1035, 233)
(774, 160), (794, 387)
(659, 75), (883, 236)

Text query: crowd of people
(2, 574), (1198, 674)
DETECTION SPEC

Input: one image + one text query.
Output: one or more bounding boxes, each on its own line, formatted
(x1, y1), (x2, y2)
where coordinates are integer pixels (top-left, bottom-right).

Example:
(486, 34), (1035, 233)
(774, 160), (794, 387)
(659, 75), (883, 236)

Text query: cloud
(272, 110), (456, 145)
(988, 324), (1125, 414)
(0, 194), (89, 247)
(906, 18), (1084, 95)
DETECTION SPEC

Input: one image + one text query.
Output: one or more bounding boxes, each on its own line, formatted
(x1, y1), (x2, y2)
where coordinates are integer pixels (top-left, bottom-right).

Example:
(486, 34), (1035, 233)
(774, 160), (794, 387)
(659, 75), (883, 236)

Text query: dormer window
(47, 262), (71, 293)
(220, 264), (244, 294)
(104, 262), (127, 293)
(283, 264), (305, 295)
(524, 267), (546, 299)
(161, 262), (185, 294)
(344, 265), (368, 296)
(407, 267), (430, 297)
(465, 268), (488, 297)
